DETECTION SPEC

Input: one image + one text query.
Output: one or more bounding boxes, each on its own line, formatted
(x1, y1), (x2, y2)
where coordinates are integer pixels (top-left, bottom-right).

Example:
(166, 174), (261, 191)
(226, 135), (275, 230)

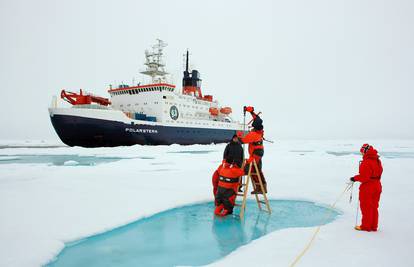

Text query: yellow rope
(289, 183), (353, 267)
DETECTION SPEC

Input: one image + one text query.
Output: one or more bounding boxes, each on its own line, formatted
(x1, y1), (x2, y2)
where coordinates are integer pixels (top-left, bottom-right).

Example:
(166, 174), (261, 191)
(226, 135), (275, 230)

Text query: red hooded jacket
(353, 148), (383, 184)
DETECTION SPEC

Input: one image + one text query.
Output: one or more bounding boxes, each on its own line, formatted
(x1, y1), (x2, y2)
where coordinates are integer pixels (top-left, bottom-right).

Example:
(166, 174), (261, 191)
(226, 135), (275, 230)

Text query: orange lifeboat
(209, 107), (219, 116)
(220, 107), (232, 115)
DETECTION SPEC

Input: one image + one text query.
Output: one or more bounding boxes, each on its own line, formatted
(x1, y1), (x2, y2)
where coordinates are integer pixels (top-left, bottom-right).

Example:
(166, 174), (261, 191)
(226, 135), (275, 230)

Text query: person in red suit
(350, 144), (383, 231)
(237, 106), (267, 194)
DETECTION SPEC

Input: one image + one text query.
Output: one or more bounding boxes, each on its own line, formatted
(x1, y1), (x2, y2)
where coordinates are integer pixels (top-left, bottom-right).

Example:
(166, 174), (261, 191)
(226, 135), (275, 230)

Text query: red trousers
(359, 181), (382, 231)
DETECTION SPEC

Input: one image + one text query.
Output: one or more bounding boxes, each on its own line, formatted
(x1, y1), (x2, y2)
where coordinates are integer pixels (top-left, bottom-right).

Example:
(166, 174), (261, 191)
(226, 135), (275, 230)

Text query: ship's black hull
(50, 114), (238, 147)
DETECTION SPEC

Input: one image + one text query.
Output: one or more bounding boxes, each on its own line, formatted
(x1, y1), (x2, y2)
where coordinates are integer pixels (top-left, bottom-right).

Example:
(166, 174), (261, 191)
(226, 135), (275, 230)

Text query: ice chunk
(63, 160), (79, 166)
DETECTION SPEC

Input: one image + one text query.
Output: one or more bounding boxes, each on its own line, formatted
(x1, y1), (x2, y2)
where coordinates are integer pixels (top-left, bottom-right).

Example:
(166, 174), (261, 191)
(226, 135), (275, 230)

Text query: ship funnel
(182, 50), (203, 98)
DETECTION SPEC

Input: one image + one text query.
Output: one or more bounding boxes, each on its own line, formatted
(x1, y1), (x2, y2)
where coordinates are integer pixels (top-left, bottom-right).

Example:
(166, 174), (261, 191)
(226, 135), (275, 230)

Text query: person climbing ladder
(237, 106), (267, 194)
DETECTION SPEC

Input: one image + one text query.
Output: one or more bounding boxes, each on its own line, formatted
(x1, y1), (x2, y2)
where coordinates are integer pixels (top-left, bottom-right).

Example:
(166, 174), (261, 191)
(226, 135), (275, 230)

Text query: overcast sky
(0, 0), (413, 141)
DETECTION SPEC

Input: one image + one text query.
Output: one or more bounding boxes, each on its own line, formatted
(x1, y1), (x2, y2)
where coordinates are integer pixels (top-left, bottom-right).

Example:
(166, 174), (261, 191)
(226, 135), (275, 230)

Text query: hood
(229, 139), (240, 145)
(252, 116), (263, 130)
(363, 147), (379, 160)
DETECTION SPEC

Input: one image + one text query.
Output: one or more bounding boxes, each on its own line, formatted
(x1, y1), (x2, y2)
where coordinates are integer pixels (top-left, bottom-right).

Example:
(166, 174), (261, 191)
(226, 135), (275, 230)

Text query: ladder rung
(236, 193), (244, 197)
(234, 204), (241, 206)
(258, 200), (267, 204)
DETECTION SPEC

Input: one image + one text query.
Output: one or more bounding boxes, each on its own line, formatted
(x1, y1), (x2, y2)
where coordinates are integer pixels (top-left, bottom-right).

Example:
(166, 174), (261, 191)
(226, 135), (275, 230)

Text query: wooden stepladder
(236, 159), (271, 220)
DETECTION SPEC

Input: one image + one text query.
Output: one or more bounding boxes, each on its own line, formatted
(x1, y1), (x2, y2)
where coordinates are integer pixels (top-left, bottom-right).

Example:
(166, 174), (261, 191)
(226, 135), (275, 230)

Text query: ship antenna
(186, 49), (189, 72)
(140, 39), (168, 83)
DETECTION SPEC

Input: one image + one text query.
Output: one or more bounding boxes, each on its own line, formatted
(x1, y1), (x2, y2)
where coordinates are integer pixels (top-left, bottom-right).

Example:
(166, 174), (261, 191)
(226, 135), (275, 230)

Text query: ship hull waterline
(50, 114), (240, 147)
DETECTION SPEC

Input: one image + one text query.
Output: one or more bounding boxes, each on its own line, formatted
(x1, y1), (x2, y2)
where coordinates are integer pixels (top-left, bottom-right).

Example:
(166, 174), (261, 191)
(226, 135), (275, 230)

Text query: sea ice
(0, 140), (413, 267)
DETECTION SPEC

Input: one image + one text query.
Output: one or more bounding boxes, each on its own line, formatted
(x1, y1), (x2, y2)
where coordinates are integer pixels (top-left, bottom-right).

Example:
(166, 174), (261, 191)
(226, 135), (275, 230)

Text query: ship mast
(140, 39), (168, 83)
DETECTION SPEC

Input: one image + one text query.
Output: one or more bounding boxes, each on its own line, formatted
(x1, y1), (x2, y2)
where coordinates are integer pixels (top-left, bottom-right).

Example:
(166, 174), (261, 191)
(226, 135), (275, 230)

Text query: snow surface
(0, 140), (413, 267)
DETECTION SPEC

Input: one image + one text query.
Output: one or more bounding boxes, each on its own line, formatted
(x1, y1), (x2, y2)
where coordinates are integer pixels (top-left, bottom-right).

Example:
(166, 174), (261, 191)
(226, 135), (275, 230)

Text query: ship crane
(61, 89), (111, 106)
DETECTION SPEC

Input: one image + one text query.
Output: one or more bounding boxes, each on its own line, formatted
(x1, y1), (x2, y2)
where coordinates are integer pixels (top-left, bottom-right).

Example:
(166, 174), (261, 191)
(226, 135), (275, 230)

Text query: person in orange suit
(213, 135), (245, 216)
(350, 144), (383, 231)
(212, 134), (243, 204)
(237, 106), (267, 194)
(214, 162), (245, 216)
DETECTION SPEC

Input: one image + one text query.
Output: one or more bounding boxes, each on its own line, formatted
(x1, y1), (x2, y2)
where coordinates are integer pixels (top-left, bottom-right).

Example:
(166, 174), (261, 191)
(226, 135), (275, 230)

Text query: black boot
(251, 183), (267, 194)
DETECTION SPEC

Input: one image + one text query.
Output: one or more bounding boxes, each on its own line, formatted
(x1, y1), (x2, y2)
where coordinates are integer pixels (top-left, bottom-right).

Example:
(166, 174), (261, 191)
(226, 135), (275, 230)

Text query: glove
(350, 177), (355, 182)
(236, 131), (244, 138)
(244, 106), (254, 113)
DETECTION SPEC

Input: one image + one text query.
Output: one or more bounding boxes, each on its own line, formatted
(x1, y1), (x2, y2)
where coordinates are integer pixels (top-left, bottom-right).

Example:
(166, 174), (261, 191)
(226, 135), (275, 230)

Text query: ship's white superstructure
(107, 40), (237, 128)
